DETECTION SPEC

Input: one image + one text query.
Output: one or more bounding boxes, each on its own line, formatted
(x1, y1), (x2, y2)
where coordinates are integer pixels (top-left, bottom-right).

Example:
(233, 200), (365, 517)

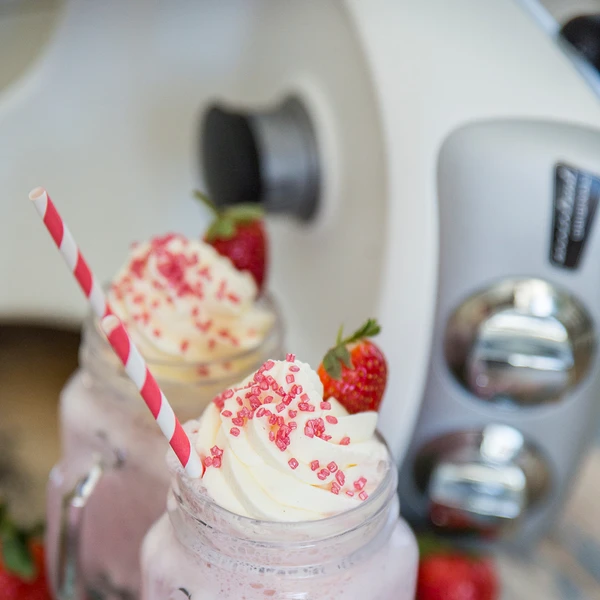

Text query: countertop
(1, 324), (600, 599)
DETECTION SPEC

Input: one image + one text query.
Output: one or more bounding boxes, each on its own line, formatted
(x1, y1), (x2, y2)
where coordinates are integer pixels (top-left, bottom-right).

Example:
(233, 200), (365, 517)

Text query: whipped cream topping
(107, 234), (274, 368)
(194, 356), (388, 521)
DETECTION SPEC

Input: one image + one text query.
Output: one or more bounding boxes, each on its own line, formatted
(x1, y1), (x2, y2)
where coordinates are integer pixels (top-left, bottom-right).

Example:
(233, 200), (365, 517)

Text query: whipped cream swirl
(194, 356), (388, 521)
(107, 234), (274, 366)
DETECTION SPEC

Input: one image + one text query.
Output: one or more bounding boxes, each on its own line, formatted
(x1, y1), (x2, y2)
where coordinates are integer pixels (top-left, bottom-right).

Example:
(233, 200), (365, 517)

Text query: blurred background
(2, 1), (600, 598)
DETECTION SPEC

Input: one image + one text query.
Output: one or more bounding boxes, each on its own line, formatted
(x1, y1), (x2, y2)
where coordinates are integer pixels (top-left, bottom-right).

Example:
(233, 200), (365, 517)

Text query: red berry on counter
(0, 502), (52, 600)
(417, 551), (499, 600)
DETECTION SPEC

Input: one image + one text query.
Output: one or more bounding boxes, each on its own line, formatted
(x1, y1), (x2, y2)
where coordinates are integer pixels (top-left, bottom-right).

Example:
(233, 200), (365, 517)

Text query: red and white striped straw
(28, 187), (200, 476)
(101, 315), (202, 477)
(28, 187), (109, 319)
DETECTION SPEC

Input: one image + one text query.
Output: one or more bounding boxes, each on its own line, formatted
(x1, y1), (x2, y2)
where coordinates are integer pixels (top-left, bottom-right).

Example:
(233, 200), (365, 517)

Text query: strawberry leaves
(322, 318), (381, 380)
(0, 500), (44, 581)
(194, 190), (264, 242)
(322, 346), (352, 381)
(417, 533), (454, 558)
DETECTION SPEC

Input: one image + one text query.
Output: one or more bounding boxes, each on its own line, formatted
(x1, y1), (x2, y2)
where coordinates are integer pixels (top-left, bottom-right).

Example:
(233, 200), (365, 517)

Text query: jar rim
(82, 291), (284, 384)
(171, 432), (398, 545)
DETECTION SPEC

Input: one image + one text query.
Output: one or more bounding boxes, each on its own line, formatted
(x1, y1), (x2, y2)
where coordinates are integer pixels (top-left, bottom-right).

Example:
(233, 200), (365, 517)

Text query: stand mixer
(2, 0), (600, 547)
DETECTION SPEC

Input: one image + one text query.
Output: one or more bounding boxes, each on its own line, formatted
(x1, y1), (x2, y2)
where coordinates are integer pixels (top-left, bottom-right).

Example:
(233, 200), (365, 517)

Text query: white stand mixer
(2, 0), (600, 545)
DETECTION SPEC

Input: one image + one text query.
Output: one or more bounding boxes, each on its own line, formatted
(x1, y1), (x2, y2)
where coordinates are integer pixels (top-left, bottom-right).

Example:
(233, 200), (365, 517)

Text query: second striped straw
(28, 186), (202, 478)
(28, 187), (109, 319)
(101, 315), (202, 477)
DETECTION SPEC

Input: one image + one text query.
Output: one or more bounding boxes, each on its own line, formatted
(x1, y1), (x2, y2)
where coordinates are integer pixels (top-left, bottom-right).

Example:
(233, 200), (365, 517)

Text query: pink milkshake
(45, 233), (284, 599)
(141, 357), (418, 599)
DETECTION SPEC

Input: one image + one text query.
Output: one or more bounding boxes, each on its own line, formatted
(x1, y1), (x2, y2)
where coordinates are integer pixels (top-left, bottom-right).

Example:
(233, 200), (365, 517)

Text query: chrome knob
(445, 278), (595, 406)
(414, 426), (550, 535)
(200, 97), (320, 221)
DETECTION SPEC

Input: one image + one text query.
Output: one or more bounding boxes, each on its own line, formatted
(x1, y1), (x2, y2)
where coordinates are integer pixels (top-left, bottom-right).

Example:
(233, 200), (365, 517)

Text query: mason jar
(45, 297), (284, 600)
(140, 438), (418, 600)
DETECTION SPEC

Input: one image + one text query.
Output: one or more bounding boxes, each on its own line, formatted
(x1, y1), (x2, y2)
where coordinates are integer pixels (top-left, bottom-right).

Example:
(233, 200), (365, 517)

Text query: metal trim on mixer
(413, 425), (552, 535)
(444, 278), (596, 407)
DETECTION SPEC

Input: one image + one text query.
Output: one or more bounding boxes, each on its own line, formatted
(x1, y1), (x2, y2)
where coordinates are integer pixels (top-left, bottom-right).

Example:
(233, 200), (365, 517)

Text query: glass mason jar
(141, 441), (418, 600)
(45, 296), (284, 600)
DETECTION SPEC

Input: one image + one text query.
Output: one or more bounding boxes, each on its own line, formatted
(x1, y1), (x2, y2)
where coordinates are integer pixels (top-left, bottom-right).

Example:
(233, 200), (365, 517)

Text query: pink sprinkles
(212, 358), (372, 499)
(203, 452), (223, 470)
(317, 468), (330, 481)
(111, 234), (252, 357)
(354, 477), (367, 491)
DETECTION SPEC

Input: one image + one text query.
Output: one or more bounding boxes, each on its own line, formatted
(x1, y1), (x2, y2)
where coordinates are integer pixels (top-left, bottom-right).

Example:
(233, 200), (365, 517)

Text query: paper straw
(28, 187), (109, 319)
(101, 315), (202, 477)
(28, 187), (200, 476)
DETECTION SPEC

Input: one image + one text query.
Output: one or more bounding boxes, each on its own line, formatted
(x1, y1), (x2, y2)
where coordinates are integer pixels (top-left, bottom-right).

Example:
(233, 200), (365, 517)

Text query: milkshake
(141, 357), (418, 599)
(46, 233), (284, 599)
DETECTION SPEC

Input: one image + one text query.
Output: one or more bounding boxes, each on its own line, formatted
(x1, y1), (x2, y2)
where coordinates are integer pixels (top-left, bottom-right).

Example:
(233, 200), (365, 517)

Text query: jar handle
(55, 459), (104, 600)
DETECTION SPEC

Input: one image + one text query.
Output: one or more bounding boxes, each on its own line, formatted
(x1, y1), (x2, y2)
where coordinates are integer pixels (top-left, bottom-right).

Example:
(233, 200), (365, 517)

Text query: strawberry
(195, 191), (268, 292)
(416, 536), (499, 600)
(317, 319), (387, 414)
(0, 502), (51, 600)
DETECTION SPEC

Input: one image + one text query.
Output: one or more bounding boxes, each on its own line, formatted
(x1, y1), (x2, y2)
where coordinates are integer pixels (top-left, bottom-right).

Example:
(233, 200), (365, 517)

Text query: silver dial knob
(445, 278), (595, 406)
(201, 97), (320, 221)
(414, 426), (551, 535)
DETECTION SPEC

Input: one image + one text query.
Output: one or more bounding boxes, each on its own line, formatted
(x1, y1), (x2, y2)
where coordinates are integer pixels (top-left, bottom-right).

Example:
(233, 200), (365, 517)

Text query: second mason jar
(45, 300), (284, 600)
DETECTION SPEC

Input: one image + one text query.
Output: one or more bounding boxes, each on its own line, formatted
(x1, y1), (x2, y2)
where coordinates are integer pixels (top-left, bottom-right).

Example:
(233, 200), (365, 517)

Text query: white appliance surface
(1, 0), (600, 463)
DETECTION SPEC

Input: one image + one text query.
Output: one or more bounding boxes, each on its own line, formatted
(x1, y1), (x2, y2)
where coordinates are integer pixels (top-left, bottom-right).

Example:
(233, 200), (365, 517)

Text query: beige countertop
(2, 324), (600, 599)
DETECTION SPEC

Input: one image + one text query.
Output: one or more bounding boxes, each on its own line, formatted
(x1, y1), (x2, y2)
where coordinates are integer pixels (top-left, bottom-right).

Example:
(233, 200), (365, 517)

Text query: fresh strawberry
(416, 536), (499, 600)
(0, 502), (51, 600)
(317, 319), (387, 414)
(195, 191), (268, 292)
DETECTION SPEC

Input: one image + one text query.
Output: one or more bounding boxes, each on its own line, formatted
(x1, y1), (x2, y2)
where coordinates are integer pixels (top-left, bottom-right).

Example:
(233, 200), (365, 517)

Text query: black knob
(560, 15), (600, 74)
(200, 98), (320, 221)
(201, 107), (262, 207)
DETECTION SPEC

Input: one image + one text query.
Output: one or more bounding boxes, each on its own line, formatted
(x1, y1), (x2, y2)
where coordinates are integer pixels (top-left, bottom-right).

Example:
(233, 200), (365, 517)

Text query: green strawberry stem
(0, 500), (44, 581)
(193, 190), (219, 218)
(322, 318), (381, 380)
(417, 534), (454, 558)
(193, 190), (264, 241)
(416, 533), (491, 561)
